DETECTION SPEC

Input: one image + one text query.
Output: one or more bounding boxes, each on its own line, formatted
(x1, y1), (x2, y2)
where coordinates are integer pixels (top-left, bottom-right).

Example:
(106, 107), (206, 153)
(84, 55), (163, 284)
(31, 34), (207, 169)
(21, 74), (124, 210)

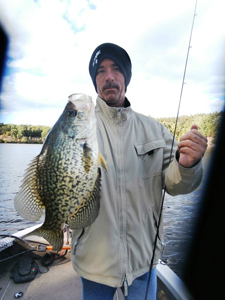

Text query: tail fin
(27, 226), (63, 252)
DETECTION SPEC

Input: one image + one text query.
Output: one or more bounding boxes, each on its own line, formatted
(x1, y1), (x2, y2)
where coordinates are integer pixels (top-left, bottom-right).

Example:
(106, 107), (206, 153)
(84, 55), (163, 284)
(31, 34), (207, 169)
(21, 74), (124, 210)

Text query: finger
(190, 125), (208, 142)
(178, 140), (201, 153)
(180, 129), (207, 143)
(179, 132), (208, 150)
(191, 124), (198, 130)
(178, 140), (207, 162)
(179, 142), (204, 159)
(178, 150), (200, 168)
(190, 130), (208, 143)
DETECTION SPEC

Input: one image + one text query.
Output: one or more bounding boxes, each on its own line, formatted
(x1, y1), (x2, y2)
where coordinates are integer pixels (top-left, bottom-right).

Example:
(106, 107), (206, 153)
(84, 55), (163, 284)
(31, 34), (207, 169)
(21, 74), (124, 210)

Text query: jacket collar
(95, 96), (132, 122)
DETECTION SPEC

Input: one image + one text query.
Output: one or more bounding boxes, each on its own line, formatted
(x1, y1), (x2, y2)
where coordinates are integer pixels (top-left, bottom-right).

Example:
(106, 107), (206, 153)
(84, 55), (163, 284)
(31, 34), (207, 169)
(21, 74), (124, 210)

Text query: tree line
(0, 124), (51, 143)
(0, 111), (223, 144)
(155, 111), (223, 142)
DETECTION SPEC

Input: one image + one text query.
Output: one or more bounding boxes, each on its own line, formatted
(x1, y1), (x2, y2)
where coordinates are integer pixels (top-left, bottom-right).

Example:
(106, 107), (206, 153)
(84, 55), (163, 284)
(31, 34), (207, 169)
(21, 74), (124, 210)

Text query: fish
(14, 93), (107, 251)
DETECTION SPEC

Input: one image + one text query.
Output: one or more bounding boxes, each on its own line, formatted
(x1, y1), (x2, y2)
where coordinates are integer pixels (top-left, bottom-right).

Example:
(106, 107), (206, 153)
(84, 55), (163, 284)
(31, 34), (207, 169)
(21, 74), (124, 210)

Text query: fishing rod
(144, 0), (198, 299)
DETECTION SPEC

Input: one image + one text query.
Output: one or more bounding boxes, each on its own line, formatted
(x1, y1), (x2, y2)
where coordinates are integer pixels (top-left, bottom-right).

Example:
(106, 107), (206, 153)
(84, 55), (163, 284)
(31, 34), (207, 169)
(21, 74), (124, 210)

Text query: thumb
(191, 124), (198, 130)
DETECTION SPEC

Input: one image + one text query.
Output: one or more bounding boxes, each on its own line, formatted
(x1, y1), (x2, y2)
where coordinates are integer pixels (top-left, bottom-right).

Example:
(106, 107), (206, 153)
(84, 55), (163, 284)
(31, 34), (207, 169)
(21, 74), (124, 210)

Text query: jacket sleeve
(165, 156), (203, 196)
(161, 124), (203, 196)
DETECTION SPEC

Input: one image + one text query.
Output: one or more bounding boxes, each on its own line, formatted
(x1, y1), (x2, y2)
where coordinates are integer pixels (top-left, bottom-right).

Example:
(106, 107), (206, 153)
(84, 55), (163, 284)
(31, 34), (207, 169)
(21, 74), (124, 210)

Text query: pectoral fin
(98, 152), (108, 171)
(82, 142), (93, 173)
(82, 143), (107, 173)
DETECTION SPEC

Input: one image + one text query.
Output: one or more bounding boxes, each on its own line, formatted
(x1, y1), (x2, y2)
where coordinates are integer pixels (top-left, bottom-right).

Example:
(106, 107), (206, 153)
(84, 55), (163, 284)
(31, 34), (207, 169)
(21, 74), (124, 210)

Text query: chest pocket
(134, 139), (166, 178)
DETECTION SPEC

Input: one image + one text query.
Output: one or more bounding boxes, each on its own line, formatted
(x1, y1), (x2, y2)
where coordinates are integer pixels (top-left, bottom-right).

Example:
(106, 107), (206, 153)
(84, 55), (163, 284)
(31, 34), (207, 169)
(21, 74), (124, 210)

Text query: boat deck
(0, 232), (124, 300)
(0, 226), (193, 300)
(1, 259), (82, 300)
(0, 257), (192, 300)
(0, 258), (126, 300)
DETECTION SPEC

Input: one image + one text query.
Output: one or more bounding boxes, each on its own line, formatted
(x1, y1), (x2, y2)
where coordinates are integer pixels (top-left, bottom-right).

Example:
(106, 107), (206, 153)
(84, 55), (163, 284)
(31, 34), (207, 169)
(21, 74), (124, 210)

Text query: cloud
(0, 0), (224, 126)
(126, 0), (225, 117)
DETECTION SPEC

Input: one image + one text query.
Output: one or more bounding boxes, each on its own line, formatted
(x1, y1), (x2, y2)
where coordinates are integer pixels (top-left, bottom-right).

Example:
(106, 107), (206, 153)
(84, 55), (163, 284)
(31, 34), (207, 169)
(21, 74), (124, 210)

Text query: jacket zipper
(123, 276), (128, 296)
(118, 107), (128, 297)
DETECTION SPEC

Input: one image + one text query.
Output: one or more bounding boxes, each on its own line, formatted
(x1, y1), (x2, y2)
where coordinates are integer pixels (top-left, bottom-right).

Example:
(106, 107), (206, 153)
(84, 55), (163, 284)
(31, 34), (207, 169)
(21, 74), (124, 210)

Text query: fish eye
(68, 109), (77, 117)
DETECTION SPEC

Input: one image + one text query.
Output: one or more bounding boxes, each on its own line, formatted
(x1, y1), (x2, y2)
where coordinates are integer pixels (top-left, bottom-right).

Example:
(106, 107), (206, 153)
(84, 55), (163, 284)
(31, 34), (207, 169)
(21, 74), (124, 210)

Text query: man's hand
(178, 124), (208, 168)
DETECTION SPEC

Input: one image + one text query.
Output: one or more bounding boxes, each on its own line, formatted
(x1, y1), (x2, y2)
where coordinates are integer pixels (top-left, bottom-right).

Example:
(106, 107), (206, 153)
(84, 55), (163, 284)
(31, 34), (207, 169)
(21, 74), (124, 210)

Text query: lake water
(0, 143), (212, 279)
(162, 149), (212, 279)
(0, 144), (43, 234)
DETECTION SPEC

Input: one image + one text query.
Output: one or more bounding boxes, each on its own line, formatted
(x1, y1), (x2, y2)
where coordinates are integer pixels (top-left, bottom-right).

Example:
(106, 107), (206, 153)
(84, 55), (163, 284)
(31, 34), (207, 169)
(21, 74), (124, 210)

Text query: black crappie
(14, 93), (107, 251)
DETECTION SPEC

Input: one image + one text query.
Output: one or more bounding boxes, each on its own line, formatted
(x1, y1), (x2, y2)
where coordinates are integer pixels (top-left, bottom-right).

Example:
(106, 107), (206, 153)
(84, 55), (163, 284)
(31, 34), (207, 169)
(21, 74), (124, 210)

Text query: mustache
(102, 82), (119, 91)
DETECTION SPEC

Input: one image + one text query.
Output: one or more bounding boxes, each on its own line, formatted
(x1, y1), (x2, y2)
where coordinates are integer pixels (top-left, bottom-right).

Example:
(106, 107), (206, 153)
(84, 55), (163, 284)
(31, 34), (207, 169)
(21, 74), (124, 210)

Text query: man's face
(95, 58), (126, 107)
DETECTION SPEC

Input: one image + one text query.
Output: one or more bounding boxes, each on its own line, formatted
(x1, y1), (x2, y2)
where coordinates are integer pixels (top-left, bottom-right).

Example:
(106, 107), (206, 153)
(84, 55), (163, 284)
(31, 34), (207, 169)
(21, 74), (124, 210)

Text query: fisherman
(71, 43), (207, 300)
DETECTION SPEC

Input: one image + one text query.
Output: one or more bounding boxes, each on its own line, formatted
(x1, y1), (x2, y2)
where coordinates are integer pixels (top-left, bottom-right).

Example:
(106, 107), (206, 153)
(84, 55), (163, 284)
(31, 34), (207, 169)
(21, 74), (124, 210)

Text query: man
(71, 43), (207, 300)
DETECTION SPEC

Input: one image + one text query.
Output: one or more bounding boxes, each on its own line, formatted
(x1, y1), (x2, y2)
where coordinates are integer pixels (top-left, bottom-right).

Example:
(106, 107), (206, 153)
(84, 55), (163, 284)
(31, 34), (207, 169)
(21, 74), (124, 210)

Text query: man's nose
(105, 69), (114, 82)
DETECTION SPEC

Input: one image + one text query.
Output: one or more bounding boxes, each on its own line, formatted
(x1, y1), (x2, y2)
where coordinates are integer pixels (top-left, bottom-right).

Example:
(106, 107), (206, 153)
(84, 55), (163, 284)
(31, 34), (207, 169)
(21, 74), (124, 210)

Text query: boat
(0, 224), (194, 300)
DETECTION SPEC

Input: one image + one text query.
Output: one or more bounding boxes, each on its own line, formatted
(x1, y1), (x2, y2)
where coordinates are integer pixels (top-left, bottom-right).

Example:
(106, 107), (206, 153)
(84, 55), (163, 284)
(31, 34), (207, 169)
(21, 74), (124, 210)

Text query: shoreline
(0, 137), (215, 150)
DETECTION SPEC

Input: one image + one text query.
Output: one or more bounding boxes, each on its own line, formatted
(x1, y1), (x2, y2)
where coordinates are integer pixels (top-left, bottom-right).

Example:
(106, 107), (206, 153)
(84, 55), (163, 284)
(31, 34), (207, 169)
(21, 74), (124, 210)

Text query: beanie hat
(89, 43), (132, 92)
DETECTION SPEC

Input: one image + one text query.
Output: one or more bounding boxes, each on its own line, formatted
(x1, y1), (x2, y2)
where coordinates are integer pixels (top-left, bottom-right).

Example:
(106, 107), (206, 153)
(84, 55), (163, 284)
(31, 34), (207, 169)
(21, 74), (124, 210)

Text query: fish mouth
(67, 94), (94, 115)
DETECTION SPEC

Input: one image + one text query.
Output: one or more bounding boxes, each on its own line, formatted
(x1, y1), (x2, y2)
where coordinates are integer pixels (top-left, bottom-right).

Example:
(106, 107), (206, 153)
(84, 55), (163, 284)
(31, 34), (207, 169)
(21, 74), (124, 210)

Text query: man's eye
(113, 67), (121, 72)
(97, 69), (104, 75)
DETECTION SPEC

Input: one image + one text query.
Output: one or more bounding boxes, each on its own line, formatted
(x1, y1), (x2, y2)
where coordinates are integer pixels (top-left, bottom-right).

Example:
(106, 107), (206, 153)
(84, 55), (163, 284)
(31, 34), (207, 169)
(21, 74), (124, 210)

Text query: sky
(0, 0), (224, 126)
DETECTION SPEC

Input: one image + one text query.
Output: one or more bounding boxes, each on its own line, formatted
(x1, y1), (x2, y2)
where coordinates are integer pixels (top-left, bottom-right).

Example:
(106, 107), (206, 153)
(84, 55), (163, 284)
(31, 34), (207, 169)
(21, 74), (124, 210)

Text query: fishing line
(144, 1), (198, 299)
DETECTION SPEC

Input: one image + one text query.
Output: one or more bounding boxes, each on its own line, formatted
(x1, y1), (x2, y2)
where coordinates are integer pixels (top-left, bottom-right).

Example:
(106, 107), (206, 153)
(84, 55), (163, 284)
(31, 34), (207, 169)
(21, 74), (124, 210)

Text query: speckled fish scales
(14, 94), (107, 251)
